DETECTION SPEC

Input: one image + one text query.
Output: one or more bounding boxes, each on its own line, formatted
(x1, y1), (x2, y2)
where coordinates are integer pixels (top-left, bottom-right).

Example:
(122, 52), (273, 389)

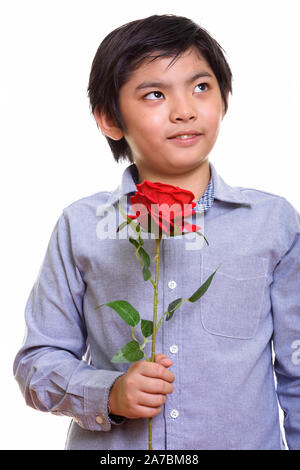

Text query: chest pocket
(200, 251), (268, 339)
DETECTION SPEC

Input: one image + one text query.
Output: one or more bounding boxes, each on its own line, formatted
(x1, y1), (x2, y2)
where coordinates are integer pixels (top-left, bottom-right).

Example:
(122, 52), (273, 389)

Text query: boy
(13, 14), (300, 450)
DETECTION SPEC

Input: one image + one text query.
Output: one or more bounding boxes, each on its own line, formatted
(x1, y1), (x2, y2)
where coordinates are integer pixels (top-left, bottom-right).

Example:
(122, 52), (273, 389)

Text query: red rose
(128, 180), (201, 236)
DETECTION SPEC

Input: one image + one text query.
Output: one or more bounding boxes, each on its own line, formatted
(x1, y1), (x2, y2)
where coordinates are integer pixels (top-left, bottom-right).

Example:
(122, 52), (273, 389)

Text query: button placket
(163, 239), (182, 447)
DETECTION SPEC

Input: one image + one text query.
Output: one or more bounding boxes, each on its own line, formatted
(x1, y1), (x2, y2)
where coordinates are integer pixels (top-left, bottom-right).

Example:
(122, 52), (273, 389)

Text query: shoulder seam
(63, 190), (112, 211)
(238, 187), (286, 200)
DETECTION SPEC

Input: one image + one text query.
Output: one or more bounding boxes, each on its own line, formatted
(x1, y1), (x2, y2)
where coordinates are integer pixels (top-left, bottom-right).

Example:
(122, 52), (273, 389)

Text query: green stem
(131, 327), (150, 361)
(131, 326), (138, 343)
(156, 309), (169, 331)
(148, 237), (161, 450)
(142, 351), (151, 362)
(151, 239), (161, 361)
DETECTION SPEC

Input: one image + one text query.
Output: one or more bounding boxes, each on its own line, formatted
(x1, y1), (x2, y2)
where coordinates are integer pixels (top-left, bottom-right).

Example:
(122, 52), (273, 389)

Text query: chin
(170, 157), (206, 171)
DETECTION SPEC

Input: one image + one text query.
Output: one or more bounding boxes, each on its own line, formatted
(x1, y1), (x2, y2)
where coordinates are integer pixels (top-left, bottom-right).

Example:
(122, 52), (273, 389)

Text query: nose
(169, 94), (197, 122)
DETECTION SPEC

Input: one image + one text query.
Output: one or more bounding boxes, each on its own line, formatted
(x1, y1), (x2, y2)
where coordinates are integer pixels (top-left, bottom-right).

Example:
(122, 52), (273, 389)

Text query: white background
(1, 0), (299, 450)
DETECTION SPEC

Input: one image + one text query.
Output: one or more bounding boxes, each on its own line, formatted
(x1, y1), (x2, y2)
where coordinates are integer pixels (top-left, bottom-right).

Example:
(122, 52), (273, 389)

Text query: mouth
(168, 128), (203, 139)
(167, 132), (203, 145)
(169, 134), (200, 139)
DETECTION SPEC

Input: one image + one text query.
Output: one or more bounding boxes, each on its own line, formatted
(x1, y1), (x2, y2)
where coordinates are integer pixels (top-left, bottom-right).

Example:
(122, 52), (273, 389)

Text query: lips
(168, 130), (202, 139)
(172, 134), (198, 140)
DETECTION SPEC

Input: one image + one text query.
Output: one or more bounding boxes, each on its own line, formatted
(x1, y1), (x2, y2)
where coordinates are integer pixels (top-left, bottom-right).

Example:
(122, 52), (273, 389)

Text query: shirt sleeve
(271, 200), (300, 450)
(13, 210), (126, 432)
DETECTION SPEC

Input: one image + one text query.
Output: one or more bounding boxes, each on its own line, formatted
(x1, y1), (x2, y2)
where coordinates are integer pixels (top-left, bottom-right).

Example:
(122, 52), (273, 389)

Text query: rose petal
(181, 223), (201, 233)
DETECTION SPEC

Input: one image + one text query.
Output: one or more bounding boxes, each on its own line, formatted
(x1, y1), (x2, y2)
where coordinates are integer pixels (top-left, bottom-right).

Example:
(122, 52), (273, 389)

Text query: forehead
(124, 47), (214, 86)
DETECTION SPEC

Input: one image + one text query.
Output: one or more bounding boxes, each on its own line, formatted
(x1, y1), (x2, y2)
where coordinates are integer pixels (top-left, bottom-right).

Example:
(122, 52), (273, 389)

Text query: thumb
(155, 353), (173, 367)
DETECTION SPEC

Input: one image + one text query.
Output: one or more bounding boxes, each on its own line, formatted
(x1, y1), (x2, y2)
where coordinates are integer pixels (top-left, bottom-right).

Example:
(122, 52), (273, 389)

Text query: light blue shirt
(13, 162), (300, 450)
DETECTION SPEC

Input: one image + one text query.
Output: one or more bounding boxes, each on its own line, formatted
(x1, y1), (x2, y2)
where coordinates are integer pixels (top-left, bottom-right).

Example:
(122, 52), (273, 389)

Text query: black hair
(87, 14), (232, 163)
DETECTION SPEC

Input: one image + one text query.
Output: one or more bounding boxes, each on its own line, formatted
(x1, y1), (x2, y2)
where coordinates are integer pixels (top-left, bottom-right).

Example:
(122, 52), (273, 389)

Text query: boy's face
(100, 47), (227, 180)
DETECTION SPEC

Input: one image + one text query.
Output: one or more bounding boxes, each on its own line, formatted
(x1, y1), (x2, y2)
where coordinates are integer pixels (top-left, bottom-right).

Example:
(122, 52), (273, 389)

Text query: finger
(131, 404), (163, 419)
(140, 362), (175, 382)
(138, 391), (167, 408)
(155, 353), (173, 367)
(155, 353), (167, 362)
(139, 376), (174, 395)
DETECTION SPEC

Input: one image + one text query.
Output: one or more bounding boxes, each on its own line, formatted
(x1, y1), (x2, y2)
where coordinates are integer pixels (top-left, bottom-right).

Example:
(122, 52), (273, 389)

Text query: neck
(135, 159), (211, 202)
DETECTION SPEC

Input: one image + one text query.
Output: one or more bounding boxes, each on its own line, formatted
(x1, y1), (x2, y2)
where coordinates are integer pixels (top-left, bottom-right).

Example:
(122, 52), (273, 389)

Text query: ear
(93, 107), (124, 141)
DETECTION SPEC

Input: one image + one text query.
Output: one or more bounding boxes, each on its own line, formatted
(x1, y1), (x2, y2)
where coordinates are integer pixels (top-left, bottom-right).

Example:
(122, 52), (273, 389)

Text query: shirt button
(168, 280), (177, 289)
(170, 344), (178, 354)
(96, 415), (104, 425)
(170, 409), (179, 419)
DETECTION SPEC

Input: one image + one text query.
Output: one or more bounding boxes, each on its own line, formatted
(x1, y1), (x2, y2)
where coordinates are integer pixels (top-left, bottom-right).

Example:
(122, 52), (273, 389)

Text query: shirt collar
(195, 177), (214, 212)
(105, 161), (252, 209)
(210, 162), (252, 207)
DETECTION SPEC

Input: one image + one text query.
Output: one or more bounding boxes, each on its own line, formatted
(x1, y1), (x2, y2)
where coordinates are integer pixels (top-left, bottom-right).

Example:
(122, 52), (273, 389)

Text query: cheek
(201, 105), (223, 135)
(134, 113), (166, 145)
(125, 106), (163, 134)
(124, 115), (163, 155)
(141, 108), (166, 132)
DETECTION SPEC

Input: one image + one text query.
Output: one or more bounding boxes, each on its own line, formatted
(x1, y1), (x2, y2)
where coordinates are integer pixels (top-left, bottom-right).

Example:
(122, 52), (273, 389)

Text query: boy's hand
(108, 354), (174, 419)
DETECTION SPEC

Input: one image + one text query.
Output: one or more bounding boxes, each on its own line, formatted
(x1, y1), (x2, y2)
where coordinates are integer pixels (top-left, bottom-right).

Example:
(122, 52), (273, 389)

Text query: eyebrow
(135, 71), (213, 92)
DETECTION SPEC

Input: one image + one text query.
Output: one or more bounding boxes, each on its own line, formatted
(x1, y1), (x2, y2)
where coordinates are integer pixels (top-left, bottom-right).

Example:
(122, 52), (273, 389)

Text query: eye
(144, 91), (164, 100)
(194, 83), (209, 93)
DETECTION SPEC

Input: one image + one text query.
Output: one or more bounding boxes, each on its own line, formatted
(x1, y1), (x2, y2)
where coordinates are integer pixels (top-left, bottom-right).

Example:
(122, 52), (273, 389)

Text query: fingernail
(162, 358), (171, 364)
